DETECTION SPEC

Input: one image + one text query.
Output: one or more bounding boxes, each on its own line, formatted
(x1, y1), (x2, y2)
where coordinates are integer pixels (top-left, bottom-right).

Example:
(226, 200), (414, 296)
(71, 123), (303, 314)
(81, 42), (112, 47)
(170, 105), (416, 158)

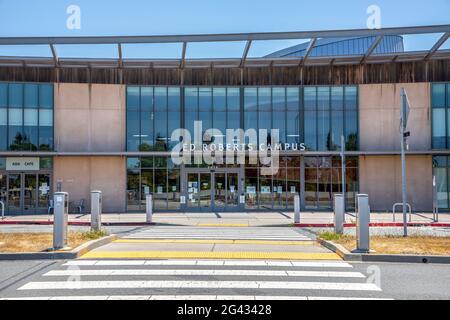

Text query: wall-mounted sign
(6, 157), (40, 171)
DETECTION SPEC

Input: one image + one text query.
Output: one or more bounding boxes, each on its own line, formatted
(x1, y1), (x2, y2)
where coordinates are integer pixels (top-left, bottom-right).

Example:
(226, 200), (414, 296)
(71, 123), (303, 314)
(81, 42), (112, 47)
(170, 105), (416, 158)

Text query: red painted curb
(294, 222), (450, 228)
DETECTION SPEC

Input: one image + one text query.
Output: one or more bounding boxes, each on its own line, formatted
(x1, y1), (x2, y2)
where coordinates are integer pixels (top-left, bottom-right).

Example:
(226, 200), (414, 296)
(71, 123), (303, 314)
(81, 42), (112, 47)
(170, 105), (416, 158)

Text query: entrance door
(183, 168), (244, 212)
(5, 172), (51, 214)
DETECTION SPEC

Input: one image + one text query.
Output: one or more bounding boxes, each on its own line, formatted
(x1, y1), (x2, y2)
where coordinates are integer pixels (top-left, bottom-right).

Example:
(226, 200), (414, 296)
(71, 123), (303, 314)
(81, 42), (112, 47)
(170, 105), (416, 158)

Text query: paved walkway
(1, 211), (449, 226)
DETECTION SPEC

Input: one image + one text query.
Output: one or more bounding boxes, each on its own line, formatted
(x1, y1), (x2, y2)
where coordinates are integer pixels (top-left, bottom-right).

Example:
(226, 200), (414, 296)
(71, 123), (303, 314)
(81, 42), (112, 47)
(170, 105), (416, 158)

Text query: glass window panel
(227, 88), (240, 111)
(39, 157), (53, 169)
(126, 87), (140, 111)
(127, 157), (140, 169)
(432, 84), (446, 108)
(432, 109), (446, 149)
(154, 87), (167, 111)
(273, 112), (286, 145)
(141, 157), (153, 168)
(244, 88), (257, 111)
(154, 110), (167, 151)
(433, 156), (447, 167)
(39, 125), (53, 150)
(140, 111), (154, 151)
(272, 87), (286, 111)
(447, 84), (450, 107)
(126, 110), (140, 151)
(39, 84), (53, 109)
(154, 156), (167, 168)
(185, 87), (198, 111)
(39, 109), (53, 126)
(8, 108), (22, 125)
(0, 108), (6, 126)
(434, 167), (448, 209)
(258, 88), (271, 111)
(0, 84), (7, 107)
(304, 87), (316, 110)
(140, 87), (153, 112)
(331, 87), (344, 109)
(258, 111), (271, 137)
(345, 86), (358, 110)
(305, 167), (317, 209)
(213, 88), (226, 112)
(317, 87), (330, 111)
(331, 110), (344, 151)
(286, 87), (299, 111)
(273, 168), (287, 209)
(154, 169), (167, 210)
(24, 84), (38, 108)
(168, 87), (180, 111)
(167, 169), (180, 210)
(317, 108), (330, 151)
(318, 168), (332, 209)
(168, 111), (181, 151)
(287, 111), (300, 144)
(345, 110), (358, 151)
(23, 122), (38, 151)
(304, 110), (317, 150)
(245, 168), (258, 209)
(199, 88), (212, 112)
(9, 83), (23, 108)
(126, 170), (140, 211)
(227, 112), (240, 131)
(24, 109), (38, 126)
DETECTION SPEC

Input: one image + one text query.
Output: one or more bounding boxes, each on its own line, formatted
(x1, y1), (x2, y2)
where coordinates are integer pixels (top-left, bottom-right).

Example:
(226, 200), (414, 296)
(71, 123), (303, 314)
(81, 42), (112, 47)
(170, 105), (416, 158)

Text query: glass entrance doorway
(182, 168), (243, 211)
(2, 172), (51, 214)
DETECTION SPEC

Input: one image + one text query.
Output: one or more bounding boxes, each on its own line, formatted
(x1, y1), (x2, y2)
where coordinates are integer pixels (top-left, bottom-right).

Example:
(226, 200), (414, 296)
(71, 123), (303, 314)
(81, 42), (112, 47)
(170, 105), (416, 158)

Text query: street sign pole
(341, 135), (346, 214)
(400, 89), (410, 237)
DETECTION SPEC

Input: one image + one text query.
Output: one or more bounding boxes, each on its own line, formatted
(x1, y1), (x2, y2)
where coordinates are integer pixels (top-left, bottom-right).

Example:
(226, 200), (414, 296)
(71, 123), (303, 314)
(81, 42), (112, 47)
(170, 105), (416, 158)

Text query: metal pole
(341, 135), (346, 214)
(400, 90), (408, 237)
(0, 201), (4, 220)
(146, 194), (153, 223)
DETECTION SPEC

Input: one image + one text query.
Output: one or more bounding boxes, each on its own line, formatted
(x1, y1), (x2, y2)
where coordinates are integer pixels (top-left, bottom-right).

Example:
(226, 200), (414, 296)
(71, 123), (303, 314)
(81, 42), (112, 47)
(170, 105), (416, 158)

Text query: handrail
(0, 201), (4, 220)
(392, 203), (412, 222)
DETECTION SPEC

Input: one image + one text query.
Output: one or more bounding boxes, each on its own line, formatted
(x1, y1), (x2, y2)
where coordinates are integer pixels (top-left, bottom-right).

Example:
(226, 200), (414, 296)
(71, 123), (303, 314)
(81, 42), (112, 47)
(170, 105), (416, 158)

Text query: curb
(0, 234), (117, 261)
(0, 221), (156, 226)
(295, 222), (450, 228)
(317, 238), (450, 264)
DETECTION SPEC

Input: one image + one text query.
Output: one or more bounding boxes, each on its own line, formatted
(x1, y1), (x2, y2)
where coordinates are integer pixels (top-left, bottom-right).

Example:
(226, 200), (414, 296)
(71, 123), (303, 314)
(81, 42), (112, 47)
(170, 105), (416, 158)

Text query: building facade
(0, 27), (449, 214)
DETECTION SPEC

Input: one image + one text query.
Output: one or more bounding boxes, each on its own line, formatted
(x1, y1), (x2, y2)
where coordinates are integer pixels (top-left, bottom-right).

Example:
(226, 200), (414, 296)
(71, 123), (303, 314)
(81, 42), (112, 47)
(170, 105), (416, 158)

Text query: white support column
(53, 192), (69, 250)
(356, 194), (370, 253)
(90, 190), (102, 231)
(334, 194), (345, 234)
(294, 194), (300, 224)
(146, 194), (153, 223)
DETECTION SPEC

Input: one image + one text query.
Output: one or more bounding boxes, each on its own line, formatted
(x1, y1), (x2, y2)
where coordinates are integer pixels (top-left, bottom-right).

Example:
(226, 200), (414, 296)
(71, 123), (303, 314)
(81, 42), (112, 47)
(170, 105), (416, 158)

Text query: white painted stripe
(19, 280), (381, 291)
(63, 260), (352, 268)
(0, 295), (391, 301)
(44, 269), (365, 278)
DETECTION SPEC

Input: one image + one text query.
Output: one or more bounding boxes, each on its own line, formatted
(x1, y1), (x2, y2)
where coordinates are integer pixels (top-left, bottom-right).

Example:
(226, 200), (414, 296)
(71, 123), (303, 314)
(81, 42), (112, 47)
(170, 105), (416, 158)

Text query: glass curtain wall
(0, 83), (53, 151)
(433, 156), (450, 210)
(127, 157), (180, 211)
(126, 86), (181, 151)
(244, 87), (301, 147)
(432, 83), (450, 149)
(303, 86), (358, 151)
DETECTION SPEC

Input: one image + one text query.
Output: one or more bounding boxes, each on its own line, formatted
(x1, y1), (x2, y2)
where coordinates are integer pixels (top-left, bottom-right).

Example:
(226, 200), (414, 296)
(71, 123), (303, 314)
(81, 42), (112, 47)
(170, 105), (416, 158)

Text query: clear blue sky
(0, 0), (449, 58)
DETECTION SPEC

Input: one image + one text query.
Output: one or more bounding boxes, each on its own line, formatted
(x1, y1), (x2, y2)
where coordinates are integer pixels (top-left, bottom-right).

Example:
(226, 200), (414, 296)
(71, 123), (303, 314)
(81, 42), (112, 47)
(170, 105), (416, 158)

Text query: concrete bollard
(334, 194), (345, 234)
(146, 194), (153, 223)
(294, 194), (300, 224)
(356, 194), (370, 253)
(53, 192), (69, 250)
(91, 190), (102, 231)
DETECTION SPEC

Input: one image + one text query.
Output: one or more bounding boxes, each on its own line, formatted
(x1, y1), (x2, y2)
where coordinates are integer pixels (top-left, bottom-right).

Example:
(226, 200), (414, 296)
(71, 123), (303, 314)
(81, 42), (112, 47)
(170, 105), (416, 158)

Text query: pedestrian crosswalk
(124, 226), (313, 241)
(0, 259), (391, 300)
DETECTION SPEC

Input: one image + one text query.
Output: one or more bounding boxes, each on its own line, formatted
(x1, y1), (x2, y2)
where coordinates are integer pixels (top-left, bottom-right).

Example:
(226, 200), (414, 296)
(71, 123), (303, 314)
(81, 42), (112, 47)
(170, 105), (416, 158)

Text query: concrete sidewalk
(1, 211), (449, 227)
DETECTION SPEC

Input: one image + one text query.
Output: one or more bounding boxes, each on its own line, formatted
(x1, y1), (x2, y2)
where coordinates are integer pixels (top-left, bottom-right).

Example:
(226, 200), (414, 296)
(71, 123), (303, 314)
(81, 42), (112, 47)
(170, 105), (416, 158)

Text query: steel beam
(425, 32), (449, 60)
(49, 44), (59, 66)
(0, 25), (449, 45)
(240, 40), (252, 67)
(118, 43), (123, 68)
(180, 42), (187, 69)
(361, 35), (384, 64)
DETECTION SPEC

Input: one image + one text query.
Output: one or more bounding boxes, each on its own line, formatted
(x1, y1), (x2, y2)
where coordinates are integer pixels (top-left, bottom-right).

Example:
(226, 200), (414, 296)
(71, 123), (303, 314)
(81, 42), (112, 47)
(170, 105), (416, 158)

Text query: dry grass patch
(319, 232), (450, 255)
(0, 230), (108, 253)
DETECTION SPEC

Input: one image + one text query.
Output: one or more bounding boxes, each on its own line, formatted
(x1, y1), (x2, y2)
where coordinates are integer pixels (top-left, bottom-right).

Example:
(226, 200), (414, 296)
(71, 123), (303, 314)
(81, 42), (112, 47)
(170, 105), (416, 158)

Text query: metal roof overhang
(0, 25), (449, 69)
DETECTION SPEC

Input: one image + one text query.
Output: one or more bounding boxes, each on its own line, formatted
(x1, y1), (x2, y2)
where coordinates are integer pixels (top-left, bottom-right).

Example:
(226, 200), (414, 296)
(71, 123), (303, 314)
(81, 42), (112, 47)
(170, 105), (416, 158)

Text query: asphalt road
(0, 258), (449, 300)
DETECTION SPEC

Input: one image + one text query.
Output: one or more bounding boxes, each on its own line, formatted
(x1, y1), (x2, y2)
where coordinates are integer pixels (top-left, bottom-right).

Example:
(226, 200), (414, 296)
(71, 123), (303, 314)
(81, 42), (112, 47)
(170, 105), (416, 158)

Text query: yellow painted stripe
(81, 251), (341, 260)
(197, 224), (249, 227)
(114, 239), (315, 246)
